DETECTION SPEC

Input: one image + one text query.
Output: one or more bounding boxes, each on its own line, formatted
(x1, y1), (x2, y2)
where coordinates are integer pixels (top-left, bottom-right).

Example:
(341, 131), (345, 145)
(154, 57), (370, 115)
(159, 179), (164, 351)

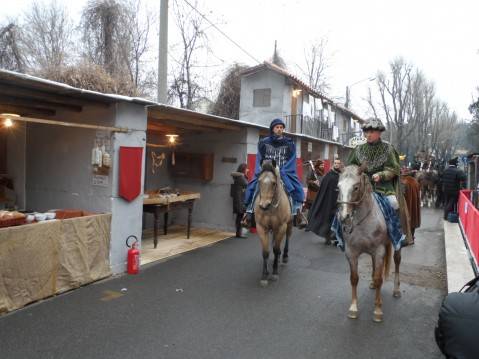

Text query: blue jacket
(245, 135), (304, 205)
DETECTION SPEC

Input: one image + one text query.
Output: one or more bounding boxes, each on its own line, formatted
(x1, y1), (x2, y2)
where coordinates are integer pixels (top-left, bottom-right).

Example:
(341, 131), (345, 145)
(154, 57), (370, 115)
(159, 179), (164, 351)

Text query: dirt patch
(393, 263), (447, 290)
(358, 262), (447, 290)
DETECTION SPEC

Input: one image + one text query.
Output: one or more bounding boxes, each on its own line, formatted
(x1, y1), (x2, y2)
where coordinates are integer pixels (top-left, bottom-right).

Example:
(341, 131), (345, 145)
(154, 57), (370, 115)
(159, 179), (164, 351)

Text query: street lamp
(345, 76), (376, 109)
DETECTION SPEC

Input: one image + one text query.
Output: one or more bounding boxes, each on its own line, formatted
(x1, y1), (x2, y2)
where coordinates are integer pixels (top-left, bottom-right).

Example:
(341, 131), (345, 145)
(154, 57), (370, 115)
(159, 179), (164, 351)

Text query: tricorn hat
(361, 117), (386, 132)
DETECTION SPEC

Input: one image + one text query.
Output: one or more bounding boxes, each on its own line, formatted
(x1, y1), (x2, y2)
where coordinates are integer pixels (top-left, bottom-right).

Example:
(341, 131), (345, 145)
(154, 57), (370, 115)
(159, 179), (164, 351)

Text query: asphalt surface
(0, 208), (446, 359)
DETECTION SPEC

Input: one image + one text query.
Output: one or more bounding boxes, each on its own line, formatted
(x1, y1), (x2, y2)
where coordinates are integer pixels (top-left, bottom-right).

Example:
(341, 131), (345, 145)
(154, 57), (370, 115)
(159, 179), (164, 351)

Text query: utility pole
(158, 0), (168, 103)
(345, 86), (350, 108)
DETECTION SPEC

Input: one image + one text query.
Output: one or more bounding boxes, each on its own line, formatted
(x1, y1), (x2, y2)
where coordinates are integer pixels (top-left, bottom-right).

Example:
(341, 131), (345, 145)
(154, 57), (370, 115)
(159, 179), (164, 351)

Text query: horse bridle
(337, 173), (371, 232)
(337, 173), (368, 206)
(258, 168), (280, 210)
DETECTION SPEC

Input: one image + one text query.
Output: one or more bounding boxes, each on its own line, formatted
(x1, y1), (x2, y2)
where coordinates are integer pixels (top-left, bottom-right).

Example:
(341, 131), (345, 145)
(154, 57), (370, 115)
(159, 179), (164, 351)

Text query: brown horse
(415, 170), (438, 207)
(254, 160), (293, 287)
(337, 165), (401, 322)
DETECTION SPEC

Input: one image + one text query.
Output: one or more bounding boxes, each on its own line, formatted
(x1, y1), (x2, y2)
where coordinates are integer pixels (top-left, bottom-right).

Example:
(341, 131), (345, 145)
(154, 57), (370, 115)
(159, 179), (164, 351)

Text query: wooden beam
(147, 122), (185, 133)
(0, 83), (110, 108)
(0, 114), (129, 133)
(149, 109), (240, 131)
(148, 118), (218, 132)
(0, 104), (55, 117)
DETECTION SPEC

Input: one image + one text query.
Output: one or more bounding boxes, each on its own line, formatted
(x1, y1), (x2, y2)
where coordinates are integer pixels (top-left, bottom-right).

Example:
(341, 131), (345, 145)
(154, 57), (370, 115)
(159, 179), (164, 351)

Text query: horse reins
(336, 173), (372, 232)
(337, 174), (369, 206)
(258, 168), (281, 210)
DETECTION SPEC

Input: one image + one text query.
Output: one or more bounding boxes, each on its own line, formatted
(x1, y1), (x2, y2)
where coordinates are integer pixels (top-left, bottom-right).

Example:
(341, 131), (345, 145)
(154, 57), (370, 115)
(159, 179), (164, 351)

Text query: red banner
(119, 147), (143, 202)
(458, 190), (479, 266)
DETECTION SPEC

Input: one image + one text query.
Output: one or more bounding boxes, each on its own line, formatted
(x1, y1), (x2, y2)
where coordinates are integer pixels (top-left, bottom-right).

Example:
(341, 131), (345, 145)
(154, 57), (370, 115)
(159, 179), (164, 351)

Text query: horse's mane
(341, 165), (372, 193)
(261, 160), (279, 176)
(341, 165), (360, 178)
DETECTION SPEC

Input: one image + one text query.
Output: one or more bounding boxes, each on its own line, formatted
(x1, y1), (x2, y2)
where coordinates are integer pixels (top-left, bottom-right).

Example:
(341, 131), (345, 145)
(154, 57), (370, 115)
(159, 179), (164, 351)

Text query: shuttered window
(253, 88), (271, 107)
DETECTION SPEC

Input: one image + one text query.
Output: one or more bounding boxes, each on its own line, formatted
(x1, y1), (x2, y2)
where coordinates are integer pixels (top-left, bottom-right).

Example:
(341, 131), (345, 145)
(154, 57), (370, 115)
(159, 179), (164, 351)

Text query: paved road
(0, 208), (446, 359)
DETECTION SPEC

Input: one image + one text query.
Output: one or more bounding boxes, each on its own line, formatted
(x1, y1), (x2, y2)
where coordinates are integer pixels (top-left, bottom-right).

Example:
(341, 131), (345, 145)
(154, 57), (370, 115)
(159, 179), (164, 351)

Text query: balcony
(338, 130), (364, 146)
(284, 114), (333, 141)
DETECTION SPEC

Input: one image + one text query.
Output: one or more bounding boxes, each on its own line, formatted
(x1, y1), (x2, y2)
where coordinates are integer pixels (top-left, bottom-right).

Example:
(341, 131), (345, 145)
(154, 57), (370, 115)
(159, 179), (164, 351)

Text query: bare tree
(81, 0), (129, 76)
(301, 38), (330, 93)
(22, 0), (73, 71)
(369, 57), (462, 164)
(211, 63), (248, 119)
(0, 22), (26, 71)
(169, 1), (208, 109)
(80, 0), (155, 96)
(373, 58), (415, 152)
(169, 0), (210, 109)
(41, 59), (138, 95)
(121, 1), (156, 92)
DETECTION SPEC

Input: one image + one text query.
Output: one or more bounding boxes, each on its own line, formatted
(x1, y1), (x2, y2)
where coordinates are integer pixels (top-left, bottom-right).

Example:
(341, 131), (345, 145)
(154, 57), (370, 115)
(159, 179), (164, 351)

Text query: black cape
(306, 169), (340, 237)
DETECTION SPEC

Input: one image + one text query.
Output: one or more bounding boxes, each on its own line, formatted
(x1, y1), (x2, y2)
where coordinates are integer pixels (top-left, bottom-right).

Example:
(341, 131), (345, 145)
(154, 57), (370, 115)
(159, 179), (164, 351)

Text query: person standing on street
(231, 163), (249, 238)
(304, 159), (325, 211)
(442, 158), (467, 220)
(306, 158), (342, 244)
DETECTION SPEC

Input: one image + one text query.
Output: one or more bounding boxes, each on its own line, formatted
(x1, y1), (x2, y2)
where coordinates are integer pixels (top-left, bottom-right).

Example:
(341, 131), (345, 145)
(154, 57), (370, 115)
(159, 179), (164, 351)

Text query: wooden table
(143, 192), (201, 248)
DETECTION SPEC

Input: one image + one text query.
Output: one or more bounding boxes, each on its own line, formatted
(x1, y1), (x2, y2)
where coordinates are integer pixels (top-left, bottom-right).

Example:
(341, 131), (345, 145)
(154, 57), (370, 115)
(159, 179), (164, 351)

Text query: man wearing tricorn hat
(343, 117), (412, 248)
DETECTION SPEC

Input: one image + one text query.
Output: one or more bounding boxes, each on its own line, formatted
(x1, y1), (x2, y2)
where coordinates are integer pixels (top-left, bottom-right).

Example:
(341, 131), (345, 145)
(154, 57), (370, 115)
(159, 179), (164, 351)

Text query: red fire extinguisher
(126, 235), (140, 274)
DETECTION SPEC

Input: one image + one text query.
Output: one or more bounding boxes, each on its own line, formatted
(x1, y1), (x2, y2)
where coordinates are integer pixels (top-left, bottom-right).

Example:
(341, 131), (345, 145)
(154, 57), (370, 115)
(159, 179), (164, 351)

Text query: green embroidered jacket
(347, 140), (400, 195)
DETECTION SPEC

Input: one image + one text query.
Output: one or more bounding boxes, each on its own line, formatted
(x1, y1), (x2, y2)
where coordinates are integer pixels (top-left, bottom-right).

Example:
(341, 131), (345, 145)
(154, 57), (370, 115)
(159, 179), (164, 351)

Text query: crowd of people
(230, 118), (467, 241)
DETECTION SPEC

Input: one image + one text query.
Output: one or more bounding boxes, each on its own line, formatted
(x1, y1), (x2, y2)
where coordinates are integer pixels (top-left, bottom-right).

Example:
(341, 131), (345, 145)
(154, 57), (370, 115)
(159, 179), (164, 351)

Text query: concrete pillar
(246, 127), (260, 155)
(109, 103), (147, 274)
(6, 123), (26, 210)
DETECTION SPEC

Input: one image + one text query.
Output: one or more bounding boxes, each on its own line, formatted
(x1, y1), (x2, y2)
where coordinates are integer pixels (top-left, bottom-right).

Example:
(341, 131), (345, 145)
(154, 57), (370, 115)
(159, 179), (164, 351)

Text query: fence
(458, 190), (479, 270)
(284, 114), (333, 140)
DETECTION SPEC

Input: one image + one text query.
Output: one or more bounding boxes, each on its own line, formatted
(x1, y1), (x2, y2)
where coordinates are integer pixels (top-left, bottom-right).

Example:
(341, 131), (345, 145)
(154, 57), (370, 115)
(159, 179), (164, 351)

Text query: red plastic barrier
(458, 190), (479, 266)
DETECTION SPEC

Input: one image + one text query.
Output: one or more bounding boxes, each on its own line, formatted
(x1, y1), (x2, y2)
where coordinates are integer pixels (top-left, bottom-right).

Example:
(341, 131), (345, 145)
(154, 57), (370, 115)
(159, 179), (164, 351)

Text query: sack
(447, 212), (459, 223)
(435, 276), (479, 358)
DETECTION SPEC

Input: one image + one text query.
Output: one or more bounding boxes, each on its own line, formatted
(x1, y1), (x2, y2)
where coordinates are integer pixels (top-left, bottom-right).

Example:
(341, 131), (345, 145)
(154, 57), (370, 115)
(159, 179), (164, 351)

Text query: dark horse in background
(414, 161), (441, 208)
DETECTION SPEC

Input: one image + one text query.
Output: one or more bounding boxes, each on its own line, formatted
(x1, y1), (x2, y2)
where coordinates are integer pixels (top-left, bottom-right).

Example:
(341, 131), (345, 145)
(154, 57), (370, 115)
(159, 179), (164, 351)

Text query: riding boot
(294, 209), (308, 229)
(241, 213), (253, 228)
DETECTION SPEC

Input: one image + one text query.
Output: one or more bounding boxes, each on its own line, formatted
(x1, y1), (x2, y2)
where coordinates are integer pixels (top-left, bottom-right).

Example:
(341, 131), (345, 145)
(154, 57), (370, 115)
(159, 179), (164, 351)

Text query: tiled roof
(241, 61), (364, 122)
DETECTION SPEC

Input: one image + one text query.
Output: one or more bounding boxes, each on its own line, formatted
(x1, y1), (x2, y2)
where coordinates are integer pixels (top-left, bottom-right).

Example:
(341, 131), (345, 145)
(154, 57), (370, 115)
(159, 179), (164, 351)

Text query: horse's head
(257, 160), (279, 211)
(337, 164), (370, 221)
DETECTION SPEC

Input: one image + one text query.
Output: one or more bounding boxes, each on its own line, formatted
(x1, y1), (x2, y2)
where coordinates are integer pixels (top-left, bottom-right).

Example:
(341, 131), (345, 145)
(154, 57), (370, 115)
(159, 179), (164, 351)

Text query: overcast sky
(3, 0), (479, 119)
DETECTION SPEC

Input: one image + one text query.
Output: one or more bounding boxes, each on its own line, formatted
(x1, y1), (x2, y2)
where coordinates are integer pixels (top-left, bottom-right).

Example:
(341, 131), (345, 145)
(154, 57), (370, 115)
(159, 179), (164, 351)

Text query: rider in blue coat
(242, 118), (307, 228)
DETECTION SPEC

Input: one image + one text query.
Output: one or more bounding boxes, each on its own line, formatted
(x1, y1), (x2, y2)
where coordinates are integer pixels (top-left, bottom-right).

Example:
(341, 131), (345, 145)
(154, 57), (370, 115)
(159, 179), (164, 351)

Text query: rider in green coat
(347, 117), (412, 245)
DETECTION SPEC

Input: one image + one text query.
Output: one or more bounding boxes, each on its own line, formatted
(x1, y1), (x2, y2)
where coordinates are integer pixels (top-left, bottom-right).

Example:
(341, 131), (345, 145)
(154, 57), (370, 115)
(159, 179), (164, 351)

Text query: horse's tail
(383, 242), (392, 280)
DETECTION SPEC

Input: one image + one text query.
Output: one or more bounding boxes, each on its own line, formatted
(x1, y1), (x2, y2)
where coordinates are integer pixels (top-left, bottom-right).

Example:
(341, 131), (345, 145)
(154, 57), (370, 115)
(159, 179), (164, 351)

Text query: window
(253, 88), (271, 107)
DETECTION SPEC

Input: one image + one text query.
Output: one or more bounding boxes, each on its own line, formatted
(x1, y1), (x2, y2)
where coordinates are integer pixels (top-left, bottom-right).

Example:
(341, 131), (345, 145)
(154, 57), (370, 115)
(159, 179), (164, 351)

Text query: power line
(180, 0), (261, 65)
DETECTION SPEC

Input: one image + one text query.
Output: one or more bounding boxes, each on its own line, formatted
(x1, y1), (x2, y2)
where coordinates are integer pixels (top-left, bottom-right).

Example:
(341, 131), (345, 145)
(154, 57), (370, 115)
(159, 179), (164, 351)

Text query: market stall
(0, 213), (111, 314)
(0, 78), (141, 311)
(143, 191), (201, 247)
